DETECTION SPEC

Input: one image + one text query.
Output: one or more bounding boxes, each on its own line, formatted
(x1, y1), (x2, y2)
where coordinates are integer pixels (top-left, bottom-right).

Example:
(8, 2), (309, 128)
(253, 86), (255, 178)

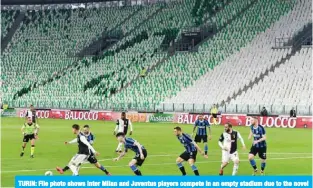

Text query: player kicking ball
(20, 117), (40, 158)
(56, 125), (111, 175)
(174, 126), (207, 176)
(218, 123), (246, 176)
(56, 124), (100, 176)
(113, 133), (147, 176)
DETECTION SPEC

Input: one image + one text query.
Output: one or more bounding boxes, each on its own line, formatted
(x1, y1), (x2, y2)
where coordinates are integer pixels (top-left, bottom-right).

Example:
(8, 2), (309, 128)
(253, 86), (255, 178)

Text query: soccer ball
(45, 171), (53, 176)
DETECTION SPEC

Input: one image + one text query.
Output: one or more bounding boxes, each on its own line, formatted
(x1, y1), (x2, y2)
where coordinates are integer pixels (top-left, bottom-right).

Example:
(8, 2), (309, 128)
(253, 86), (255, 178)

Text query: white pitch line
(1, 156), (312, 174)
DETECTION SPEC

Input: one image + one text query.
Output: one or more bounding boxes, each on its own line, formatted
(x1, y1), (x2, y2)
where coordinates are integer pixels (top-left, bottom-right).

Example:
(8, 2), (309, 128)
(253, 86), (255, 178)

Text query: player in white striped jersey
(218, 123), (246, 176)
(113, 112), (133, 152)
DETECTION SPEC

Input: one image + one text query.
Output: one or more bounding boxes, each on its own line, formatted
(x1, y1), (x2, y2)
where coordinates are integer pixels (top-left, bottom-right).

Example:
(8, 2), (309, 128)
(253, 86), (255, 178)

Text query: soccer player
(248, 117), (267, 175)
(192, 115), (211, 156)
(56, 124), (99, 176)
(174, 126), (207, 176)
(113, 133), (147, 176)
(25, 104), (37, 123)
(56, 125), (111, 175)
(20, 117), (40, 158)
(218, 123), (246, 176)
(114, 112), (133, 152)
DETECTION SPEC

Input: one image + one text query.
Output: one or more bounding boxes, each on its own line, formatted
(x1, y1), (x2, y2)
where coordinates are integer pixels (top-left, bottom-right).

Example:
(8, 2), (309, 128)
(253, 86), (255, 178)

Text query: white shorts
(222, 150), (239, 163)
(69, 154), (89, 167)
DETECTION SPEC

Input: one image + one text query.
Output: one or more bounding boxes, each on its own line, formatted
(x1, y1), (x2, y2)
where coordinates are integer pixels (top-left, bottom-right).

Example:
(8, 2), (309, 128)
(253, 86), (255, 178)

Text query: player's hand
(242, 146), (246, 150)
(253, 141), (258, 146)
(140, 153), (144, 160)
(129, 131), (133, 135)
(223, 146), (229, 151)
(64, 141), (68, 145)
(203, 154), (208, 159)
(208, 135), (212, 140)
(35, 135), (39, 139)
(95, 152), (100, 156)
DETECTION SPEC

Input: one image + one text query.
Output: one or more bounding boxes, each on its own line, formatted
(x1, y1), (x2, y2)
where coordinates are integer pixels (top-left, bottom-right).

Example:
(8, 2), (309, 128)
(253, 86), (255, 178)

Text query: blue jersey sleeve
(260, 125), (266, 135)
(205, 120), (210, 127)
(90, 133), (95, 141)
(183, 134), (193, 143)
(194, 120), (198, 126)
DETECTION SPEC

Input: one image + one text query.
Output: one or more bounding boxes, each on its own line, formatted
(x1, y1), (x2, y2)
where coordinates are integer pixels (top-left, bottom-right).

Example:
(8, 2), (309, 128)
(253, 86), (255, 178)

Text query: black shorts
(249, 146), (267, 159)
(133, 149), (147, 166)
(23, 134), (35, 142)
(194, 135), (208, 143)
(179, 150), (197, 162)
(87, 153), (98, 164)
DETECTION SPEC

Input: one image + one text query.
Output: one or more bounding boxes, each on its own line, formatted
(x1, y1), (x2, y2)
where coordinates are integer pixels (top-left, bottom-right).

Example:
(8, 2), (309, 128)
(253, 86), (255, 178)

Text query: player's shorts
(133, 149), (147, 166)
(179, 150), (197, 162)
(70, 154), (89, 167)
(23, 134), (35, 142)
(249, 146), (267, 159)
(87, 153), (98, 164)
(222, 150), (239, 163)
(194, 135), (208, 143)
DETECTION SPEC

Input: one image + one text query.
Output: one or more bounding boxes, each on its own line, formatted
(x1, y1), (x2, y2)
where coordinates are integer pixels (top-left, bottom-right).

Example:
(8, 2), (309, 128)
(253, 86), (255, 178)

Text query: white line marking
(1, 156), (311, 174)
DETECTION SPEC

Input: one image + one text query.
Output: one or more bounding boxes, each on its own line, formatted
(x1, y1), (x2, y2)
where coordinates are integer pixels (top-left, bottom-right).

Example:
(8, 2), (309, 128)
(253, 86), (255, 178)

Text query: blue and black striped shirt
(85, 132), (95, 145)
(125, 137), (145, 154)
(251, 125), (266, 148)
(177, 133), (197, 153)
(194, 119), (210, 136)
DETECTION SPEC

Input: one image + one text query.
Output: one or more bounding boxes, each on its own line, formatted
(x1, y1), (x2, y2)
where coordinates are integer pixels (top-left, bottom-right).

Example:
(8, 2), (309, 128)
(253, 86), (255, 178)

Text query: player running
(56, 125), (111, 175)
(113, 133), (147, 176)
(20, 117), (40, 158)
(218, 123), (246, 176)
(25, 104), (37, 123)
(174, 126), (207, 176)
(56, 124), (99, 176)
(114, 112), (133, 152)
(192, 115), (211, 157)
(248, 117), (267, 176)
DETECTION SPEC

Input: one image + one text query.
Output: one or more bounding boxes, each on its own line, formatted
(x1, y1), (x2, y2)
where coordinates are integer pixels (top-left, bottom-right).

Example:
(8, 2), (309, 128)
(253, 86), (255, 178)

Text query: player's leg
(219, 150), (229, 175)
(176, 152), (187, 175)
(259, 147), (267, 175)
(203, 136), (208, 156)
(187, 156), (199, 176)
(129, 159), (142, 176)
(20, 136), (28, 157)
(30, 136), (36, 158)
(230, 152), (240, 176)
(70, 154), (88, 176)
(88, 154), (111, 175)
(248, 146), (258, 175)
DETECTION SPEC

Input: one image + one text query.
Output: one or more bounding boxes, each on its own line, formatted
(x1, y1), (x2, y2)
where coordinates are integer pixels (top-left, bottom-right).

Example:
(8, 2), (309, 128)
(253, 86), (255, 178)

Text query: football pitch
(1, 117), (312, 187)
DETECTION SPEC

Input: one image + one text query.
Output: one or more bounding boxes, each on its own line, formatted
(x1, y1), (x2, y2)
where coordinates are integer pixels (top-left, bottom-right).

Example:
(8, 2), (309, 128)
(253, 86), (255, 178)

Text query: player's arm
(65, 138), (78, 144)
(113, 120), (119, 135)
(90, 133), (95, 145)
(115, 147), (127, 161)
(21, 125), (25, 135)
(129, 120), (133, 135)
(34, 124), (40, 139)
(207, 123), (212, 140)
(248, 129), (253, 140)
(192, 124), (196, 137)
(237, 132), (246, 150)
(218, 133), (226, 150)
(80, 135), (98, 155)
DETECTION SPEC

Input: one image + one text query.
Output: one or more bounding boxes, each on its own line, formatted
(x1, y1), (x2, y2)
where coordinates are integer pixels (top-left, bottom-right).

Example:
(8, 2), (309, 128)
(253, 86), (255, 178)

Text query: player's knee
(248, 154), (254, 160)
(234, 159), (240, 164)
(95, 163), (101, 168)
(261, 159), (266, 163)
(188, 159), (195, 166)
(31, 145), (35, 147)
(176, 157), (183, 163)
(128, 161), (136, 167)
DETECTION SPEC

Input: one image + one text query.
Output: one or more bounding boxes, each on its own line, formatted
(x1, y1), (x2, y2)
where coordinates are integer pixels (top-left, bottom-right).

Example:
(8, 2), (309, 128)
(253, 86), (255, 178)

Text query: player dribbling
(218, 123), (246, 176)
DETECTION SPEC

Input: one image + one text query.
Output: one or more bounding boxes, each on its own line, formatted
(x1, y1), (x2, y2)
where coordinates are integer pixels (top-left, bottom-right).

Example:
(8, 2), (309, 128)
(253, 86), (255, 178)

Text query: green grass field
(1, 117), (312, 187)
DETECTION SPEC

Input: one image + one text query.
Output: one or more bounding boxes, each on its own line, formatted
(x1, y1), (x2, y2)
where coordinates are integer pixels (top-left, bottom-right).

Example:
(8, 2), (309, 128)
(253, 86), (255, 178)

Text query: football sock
(177, 163), (186, 175)
(232, 164), (239, 176)
(31, 145), (35, 155)
(130, 165), (142, 176)
(204, 144), (208, 155)
(99, 165), (109, 174)
(191, 164), (199, 176)
(261, 162), (266, 171)
(63, 166), (70, 172)
(249, 159), (257, 170)
(21, 146), (25, 152)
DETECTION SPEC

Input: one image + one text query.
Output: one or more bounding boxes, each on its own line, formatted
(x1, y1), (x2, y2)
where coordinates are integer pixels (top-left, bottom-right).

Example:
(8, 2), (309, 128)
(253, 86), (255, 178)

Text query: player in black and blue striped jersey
(248, 117), (267, 176)
(174, 126), (207, 176)
(192, 115), (211, 156)
(114, 133), (147, 176)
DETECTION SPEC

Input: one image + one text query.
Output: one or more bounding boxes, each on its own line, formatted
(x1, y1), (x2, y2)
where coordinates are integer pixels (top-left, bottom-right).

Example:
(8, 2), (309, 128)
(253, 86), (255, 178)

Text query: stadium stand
(1, 0), (312, 115)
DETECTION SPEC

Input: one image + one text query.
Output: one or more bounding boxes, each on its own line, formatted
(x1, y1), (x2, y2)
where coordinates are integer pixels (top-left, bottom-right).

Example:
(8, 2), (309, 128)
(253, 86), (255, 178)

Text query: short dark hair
(226, 123), (232, 128)
(72, 124), (80, 130)
(116, 132), (125, 137)
(174, 126), (182, 131)
(83, 125), (90, 128)
(121, 112), (126, 116)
